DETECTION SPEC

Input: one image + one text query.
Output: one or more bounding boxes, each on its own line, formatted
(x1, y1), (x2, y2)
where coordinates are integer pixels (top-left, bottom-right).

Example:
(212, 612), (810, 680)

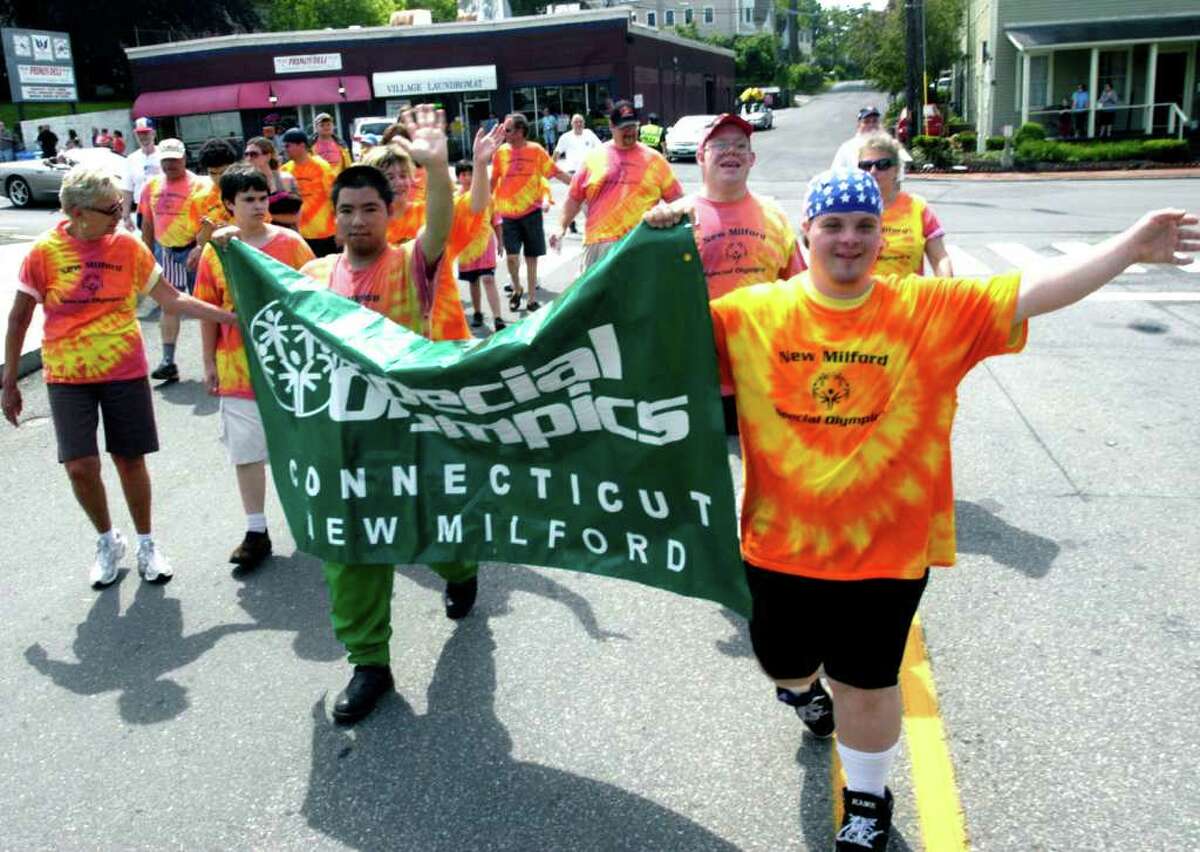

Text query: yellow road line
(900, 615), (969, 850)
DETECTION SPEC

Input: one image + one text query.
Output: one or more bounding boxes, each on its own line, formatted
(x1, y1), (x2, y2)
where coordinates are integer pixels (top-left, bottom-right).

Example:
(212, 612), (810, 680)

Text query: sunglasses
(858, 157), (895, 171)
(245, 149), (264, 158)
(85, 203), (122, 217)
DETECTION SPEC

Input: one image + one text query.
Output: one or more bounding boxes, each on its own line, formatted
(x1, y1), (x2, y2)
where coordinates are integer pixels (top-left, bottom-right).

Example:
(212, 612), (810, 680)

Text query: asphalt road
(1, 87), (1198, 850)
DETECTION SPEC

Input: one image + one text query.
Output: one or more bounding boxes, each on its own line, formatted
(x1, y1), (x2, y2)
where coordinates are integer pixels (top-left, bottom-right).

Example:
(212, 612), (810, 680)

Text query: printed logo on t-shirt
(812, 372), (850, 409)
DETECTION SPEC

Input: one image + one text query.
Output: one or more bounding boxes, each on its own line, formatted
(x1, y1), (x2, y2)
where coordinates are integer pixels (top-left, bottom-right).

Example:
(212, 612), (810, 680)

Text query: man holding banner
(708, 166), (1197, 850)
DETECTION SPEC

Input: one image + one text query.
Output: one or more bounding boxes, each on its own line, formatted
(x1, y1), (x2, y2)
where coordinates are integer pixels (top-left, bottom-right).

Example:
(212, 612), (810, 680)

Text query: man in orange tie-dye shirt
(195, 164), (315, 570)
(710, 166), (1198, 850)
(489, 112), (570, 313)
(298, 107), (482, 727)
(3, 167), (236, 590)
(139, 138), (224, 383)
(552, 100), (682, 271)
(280, 128), (338, 258)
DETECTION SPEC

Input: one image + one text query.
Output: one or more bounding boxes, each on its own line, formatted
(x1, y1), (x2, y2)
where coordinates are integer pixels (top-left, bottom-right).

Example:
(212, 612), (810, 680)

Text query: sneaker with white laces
(89, 531), (127, 588)
(776, 678), (836, 738)
(835, 787), (893, 850)
(136, 539), (173, 584)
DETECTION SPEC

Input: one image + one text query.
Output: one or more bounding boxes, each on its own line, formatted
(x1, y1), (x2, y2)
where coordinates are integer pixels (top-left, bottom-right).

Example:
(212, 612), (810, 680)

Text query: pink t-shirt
(693, 193), (806, 302)
(568, 143), (683, 245)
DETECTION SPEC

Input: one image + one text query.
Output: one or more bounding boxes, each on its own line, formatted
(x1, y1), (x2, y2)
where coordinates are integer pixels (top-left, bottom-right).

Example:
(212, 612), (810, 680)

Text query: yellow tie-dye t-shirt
(194, 228), (316, 399)
(711, 270), (1027, 581)
(282, 155), (337, 240)
(491, 142), (556, 220)
(568, 142), (682, 245)
(873, 192), (944, 278)
(449, 190), (496, 272)
(140, 173), (221, 248)
(301, 243), (469, 341)
(17, 222), (160, 383)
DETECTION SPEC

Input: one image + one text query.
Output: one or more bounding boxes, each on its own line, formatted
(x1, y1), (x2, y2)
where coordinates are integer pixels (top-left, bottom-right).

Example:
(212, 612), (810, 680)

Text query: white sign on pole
(273, 53), (343, 74)
(21, 85), (77, 101)
(3, 28), (75, 103)
(373, 65), (498, 98)
(17, 64), (75, 85)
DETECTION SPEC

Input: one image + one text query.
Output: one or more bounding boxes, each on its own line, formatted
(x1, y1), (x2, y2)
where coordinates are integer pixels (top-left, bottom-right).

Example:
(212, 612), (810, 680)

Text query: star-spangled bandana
(803, 167), (883, 221)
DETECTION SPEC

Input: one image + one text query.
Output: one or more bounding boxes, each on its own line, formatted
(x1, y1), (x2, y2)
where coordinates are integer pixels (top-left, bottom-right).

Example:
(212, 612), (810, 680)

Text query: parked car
(896, 103), (945, 144)
(0, 147), (129, 208)
(351, 116), (393, 160)
(663, 114), (717, 161)
(739, 101), (773, 131)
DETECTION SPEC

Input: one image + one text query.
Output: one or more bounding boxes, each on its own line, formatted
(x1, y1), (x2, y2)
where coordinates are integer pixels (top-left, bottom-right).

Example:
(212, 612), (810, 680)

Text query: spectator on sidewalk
(0, 121), (16, 162)
(1097, 83), (1118, 138)
(1072, 83), (1090, 138)
(36, 125), (58, 158)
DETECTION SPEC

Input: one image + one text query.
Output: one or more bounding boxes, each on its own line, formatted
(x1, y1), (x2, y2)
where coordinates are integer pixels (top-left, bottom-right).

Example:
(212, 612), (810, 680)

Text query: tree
(864, 0), (964, 95)
(266, 0), (394, 30)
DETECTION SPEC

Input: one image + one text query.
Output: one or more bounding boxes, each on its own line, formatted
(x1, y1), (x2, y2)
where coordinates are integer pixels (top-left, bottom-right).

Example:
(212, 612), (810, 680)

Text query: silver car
(740, 102), (773, 131)
(664, 115), (717, 162)
(0, 147), (129, 208)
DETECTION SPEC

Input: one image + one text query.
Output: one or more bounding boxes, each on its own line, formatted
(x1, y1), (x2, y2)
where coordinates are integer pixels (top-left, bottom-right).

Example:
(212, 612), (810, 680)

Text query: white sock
(99, 529), (116, 545)
(246, 513), (267, 533)
(837, 740), (899, 798)
(137, 533), (153, 547)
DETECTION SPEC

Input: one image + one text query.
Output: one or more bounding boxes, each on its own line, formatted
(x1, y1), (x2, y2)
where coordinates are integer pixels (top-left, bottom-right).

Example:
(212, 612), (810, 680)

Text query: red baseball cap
(700, 113), (754, 148)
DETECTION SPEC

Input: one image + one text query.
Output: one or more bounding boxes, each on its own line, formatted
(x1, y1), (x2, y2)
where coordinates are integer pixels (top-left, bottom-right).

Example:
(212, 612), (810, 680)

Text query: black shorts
(744, 562), (929, 690)
(305, 236), (339, 258)
(47, 378), (159, 463)
(459, 267), (496, 284)
(501, 211), (546, 258)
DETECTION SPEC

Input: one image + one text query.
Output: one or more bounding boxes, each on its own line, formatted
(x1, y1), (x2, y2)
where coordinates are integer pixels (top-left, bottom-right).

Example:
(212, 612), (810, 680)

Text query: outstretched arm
(470, 123), (505, 215)
(1014, 209), (1198, 324)
(394, 105), (452, 264)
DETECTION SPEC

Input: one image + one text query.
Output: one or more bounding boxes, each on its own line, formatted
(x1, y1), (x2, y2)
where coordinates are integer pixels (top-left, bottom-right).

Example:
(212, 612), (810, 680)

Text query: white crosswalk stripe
(1085, 291), (1200, 302)
(1052, 241), (1146, 273)
(945, 244), (992, 276)
(986, 241), (1046, 268)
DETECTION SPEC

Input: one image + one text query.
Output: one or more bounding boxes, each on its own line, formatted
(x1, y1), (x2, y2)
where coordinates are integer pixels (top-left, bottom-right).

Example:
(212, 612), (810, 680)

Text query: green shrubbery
(1015, 138), (1190, 165)
(780, 63), (825, 94)
(985, 135), (1006, 151)
(1013, 122), (1046, 146)
(911, 134), (954, 167)
(953, 131), (977, 151)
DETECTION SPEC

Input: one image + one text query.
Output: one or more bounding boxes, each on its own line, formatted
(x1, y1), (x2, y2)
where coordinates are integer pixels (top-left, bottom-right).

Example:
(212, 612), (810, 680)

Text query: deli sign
(2, 27), (75, 103)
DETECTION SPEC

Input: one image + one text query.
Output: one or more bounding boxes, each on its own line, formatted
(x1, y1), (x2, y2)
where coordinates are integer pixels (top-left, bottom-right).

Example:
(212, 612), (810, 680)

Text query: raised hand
(1126, 209), (1200, 266)
(395, 104), (448, 169)
(472, 121), (506, 166)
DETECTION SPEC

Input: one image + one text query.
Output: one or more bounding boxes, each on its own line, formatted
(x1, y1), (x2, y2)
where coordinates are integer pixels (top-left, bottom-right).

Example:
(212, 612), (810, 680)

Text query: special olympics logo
(249, 301), (340, 417)
(724, 240), (747, 262)
(811, 372), (850, 410)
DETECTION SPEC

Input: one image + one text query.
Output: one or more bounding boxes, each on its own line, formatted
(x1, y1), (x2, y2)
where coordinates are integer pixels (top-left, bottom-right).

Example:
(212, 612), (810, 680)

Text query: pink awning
(132, 76), (370, 117)
(268, 76), (371, 107)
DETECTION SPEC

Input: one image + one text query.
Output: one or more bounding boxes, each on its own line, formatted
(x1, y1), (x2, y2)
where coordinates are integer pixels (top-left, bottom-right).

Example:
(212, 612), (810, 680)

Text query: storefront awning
(132, 76), (371, 117)
(1007, 15), (1200, 50)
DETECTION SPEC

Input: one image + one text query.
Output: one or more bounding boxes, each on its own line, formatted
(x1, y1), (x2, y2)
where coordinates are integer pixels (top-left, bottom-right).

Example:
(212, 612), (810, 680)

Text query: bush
(1013, 121), (1046, 146)
(946, 117), (972, 135)
(780, 62), (825, 94)
(953, 131), (977, 151)
(1141, 139), (1191, 163)
(912, 134), (955, 167)
(985, 135), (1006, 151)
(1015, 138), (1192, 165)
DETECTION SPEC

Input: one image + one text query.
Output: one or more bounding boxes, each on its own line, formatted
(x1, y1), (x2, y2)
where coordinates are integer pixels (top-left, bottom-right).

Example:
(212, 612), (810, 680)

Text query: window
(703, 6), (713, 23)
(684, 7), (693, 24)
(1099, 49), (1129, 106)
(665, 9), (675, 25)
(1028, 54), (1049, 108)
(743, 7), (752, 24)
(646, 10), (656, 26)
(630, 10), (637, 21)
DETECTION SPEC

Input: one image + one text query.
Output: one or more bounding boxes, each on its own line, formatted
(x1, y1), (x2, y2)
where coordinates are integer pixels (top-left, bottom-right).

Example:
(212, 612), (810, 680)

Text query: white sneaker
(136, 539), (173, 583)
(89, 531), (127, 588)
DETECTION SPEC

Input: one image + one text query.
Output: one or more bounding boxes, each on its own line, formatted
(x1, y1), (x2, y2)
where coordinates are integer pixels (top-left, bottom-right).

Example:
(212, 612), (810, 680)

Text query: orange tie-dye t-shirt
(194, 228), (316, 399)
(692, 193), (806, 302)
(569, 143), (683, 245)
(491, 143), (556, 220)
(873, 192), (944, 278)
(449, 190), (497, 272)
(17, 222), (160, 384)
(281, 155), (337, 240)
(388, 199), (425, 245)
(711, 270), (1028, 581)
(302, 243), (469, 341)
(140, 173), (222, 248)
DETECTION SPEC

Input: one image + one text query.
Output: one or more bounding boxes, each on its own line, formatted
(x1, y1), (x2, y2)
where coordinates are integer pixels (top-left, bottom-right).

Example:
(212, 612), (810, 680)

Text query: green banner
(217, 224), (749, 616)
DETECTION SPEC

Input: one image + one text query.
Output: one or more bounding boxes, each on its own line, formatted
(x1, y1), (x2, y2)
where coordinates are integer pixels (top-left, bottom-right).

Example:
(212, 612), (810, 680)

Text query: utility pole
(904, 0), (925, 137)
(788, 0), (800, 63)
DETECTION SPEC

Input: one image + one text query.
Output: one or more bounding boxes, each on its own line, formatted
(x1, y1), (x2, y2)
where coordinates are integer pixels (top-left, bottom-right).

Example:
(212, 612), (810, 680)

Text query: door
(1154, 51), (1187, 131)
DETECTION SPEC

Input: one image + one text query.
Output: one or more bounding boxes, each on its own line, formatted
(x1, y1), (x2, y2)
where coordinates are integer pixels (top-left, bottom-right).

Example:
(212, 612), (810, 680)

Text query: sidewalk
(0, 240), (41, 378)
(909, 165), (1200, 182)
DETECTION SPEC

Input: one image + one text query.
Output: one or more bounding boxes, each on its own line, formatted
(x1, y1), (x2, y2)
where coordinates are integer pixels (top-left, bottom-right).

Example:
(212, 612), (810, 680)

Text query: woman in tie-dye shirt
(3, 167), (236, 590)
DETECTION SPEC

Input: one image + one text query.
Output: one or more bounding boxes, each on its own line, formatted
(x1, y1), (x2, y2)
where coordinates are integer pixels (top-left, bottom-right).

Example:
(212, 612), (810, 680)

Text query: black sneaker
(776, 679), (835, 738)
(835, 787), (893, 850)
(471, 311), (484, 327)
(229, 530), (272, 568)
(150, 361), (179, 383)
(493, 318), (506, 332)
(443, 576), (478, 620)
(332, 665), (394, 725)
(503, 283), (514, 293)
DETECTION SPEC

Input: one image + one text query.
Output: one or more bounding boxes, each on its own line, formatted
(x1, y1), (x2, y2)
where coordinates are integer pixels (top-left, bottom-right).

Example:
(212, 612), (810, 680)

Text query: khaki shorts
(581, 239), (617, 273)
(218, 396), (268, 465)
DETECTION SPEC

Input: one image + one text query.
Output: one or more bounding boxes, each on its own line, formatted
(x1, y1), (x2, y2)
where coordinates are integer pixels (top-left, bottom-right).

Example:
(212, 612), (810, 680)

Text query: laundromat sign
(373, 65), (498, 98)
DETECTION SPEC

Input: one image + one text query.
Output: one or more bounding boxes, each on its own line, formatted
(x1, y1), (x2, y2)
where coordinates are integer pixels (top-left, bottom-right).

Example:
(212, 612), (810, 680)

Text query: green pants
(322, 560), (479, 665)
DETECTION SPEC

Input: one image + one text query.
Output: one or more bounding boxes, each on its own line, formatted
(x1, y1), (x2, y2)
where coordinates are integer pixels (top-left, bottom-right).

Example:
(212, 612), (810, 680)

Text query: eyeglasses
(245, 149), (264, 159)
(85, 203), (122, 217)
(857, 157), (895, 171)
(707, 141), (751, 154)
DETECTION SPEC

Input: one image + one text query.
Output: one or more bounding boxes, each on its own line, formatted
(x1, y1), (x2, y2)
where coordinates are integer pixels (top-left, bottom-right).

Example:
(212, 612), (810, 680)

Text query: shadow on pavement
(301, 582), (736, 851)
(154, 378), (218, 416)
(233, 551), (344, 662)
(24, 578), (256, 724)
(954, 499), (1061, 578)
(714, 607), (753, 659)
